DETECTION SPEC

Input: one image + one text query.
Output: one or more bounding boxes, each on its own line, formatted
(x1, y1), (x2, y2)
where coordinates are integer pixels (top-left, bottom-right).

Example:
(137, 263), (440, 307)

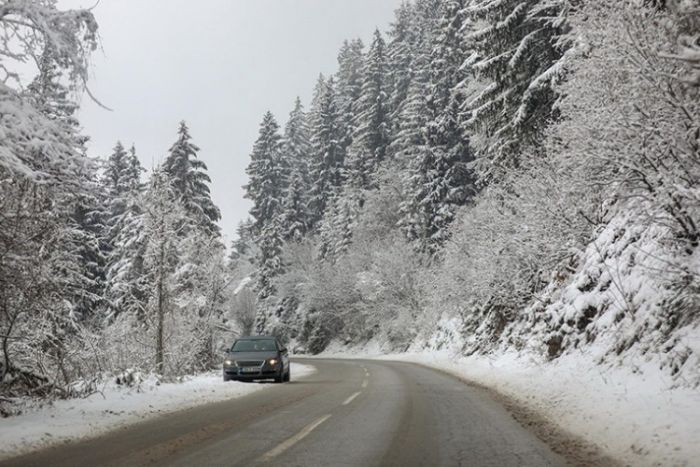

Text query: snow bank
(388, 351), (699, 467)
(0, 362), (315, 460)
(320, 346), (698, 467)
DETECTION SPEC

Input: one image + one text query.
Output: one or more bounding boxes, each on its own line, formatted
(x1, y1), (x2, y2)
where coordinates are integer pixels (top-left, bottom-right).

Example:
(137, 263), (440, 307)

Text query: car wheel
(223, 373), (231, 382)
(274, 366), (284, 383)
(284, 368), (290, 382)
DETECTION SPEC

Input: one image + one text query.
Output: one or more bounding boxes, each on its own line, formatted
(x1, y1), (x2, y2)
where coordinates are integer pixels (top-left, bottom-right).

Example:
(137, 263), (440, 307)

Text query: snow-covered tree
(245, 112), (285, 234)
(140, 170), (186, 373)
(335, 39), (365, 155)
(317, 192), (360, 262)
(280, 98), (312, 240)
(0, 0), (99, 396)
(465, 0), (570, 172)
(244, 111), (287, 298)
(346, 30), (390, 189)
(398, 0), (476, 254)
(308, 77), (345, 227)
(163, 121), (221, 237)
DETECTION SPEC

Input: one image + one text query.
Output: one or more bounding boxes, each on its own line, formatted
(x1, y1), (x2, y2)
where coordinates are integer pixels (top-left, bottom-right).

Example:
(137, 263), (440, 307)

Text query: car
(223, 335), (290, 383)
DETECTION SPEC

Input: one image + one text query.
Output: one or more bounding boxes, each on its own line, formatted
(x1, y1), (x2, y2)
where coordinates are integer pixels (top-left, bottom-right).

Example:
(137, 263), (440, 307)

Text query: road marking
(361, 379), (368, 388)
(342, 391), (362, 406)
(259, 414), (331, 462)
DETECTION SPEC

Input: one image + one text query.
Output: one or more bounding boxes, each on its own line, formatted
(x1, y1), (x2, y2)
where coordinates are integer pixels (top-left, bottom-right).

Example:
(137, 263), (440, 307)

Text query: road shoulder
(0, 362), (315, 461)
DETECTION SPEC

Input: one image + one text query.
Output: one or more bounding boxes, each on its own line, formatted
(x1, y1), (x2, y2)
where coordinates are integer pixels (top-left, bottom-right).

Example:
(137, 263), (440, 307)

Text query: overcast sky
(61, 0), (404, 243)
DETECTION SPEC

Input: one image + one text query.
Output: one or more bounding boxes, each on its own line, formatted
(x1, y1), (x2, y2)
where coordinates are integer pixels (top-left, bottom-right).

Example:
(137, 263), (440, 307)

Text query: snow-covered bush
(426, 150), (596, 352)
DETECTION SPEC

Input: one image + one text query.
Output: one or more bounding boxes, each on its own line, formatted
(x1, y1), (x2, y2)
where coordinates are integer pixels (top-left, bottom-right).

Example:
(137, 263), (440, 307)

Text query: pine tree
(103, 144), (146, 320)
(163, 121), (222, 237)
(398, 0), (476, 254)
(104, 187), (147, 321)
(27, 45), (105, 320)
(255, 217), (284, 300)
(308, 77), (345, 227)
(103, 142), (144, 253)
(244, 112), (286, 298)
(390, 48), (430, 171)
(245, 112), (285, 235)
(335, 39), (365, 156)
(280, 98), (312, 241)
(386, 1), (418, 138)
(346, 29), (390, 189)
(281, 168), (310, 242)
(229, 218), (255, 264)
(465, 0), (569, 171)
(386, 0), (445, 159)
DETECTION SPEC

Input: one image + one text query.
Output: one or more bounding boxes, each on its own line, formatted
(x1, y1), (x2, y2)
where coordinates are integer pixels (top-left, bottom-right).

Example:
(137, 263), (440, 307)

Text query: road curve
(1, 359), (566, 467)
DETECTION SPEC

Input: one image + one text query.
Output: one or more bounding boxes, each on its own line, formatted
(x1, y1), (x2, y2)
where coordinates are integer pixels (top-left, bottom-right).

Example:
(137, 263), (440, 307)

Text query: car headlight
(268, 358), (278, 366)
(224, 359), (235, 366)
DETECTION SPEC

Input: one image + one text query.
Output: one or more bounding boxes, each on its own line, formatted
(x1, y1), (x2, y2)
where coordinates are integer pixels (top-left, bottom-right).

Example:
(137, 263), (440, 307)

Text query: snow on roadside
(360, 349), (698, 467)
(0, 362), (315, 460)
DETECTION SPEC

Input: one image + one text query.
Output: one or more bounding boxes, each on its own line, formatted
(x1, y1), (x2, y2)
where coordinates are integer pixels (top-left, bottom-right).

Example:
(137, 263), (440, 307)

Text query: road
(2, 359), (567, 467)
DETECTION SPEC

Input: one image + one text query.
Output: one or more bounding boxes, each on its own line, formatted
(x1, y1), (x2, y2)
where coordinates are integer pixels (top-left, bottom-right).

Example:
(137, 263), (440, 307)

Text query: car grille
(237, 360), (264, 367)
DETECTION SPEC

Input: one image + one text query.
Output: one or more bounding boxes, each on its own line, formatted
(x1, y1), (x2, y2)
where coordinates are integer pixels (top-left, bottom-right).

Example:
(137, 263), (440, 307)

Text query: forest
(1, 0), (699, 414)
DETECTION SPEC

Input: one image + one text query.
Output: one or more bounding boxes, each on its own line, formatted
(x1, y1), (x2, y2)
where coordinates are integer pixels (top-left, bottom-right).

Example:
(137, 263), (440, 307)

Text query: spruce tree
(163, 121), (222, 237)
(465, 0), (569, 171)
(255, 217), (284, 300)
(103, 144), (146, 319)
(399, 0), (476, 254)
(386, 1), (418, 139)
(244, 112), (286, 298)
(280, 98), (312, 241)
(346, 29), (390, 189)
(308, 77), (344, 227)
(335, 39), (365, 156)
(245, 112), (285, 235)
(28, 46), (105, 319)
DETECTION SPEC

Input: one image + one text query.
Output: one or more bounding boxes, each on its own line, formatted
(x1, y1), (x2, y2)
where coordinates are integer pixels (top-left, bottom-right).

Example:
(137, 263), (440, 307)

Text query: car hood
(226, 351), (277, 361)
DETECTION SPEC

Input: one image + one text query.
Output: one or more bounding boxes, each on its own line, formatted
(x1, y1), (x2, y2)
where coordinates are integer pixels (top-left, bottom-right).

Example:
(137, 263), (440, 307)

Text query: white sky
(60, 0), (404, 243)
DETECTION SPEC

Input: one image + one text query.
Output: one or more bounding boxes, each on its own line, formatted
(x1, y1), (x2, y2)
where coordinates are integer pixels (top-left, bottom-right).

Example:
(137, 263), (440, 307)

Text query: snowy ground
(0, 362), (315, 460)
(317, 345), (700, 467)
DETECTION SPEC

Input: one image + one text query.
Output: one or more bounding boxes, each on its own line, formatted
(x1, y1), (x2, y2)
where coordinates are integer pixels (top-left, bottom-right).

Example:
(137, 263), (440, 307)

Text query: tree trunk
(155, 237), (166, 375)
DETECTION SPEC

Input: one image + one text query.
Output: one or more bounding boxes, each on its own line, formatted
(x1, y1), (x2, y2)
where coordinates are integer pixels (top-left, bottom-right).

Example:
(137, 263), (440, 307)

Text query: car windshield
(231, 339), (277, 352)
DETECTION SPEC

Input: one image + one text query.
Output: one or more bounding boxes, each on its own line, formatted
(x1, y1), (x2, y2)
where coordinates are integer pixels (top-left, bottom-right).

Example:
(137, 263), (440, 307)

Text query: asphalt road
(2, 359), (567, 467)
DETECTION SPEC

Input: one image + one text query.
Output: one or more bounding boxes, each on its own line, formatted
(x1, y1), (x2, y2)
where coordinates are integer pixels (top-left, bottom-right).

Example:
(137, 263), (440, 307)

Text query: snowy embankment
(382, 351), (699, 467)
(318, 210), (700, 466)
(0, 362), (315, 460)
(317, 343), (700, 467)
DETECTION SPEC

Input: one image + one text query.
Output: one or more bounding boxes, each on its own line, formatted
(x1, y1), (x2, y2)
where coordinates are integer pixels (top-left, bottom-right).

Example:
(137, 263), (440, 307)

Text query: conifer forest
(1, 0), (699, 433)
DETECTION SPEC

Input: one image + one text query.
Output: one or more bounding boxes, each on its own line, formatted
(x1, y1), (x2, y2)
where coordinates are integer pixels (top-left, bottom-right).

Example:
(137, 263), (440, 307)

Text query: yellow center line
(259, 414), (331, 462)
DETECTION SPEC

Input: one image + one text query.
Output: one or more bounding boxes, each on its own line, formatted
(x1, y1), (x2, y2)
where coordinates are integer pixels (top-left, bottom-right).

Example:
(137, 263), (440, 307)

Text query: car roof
(236, 335), (276, 340)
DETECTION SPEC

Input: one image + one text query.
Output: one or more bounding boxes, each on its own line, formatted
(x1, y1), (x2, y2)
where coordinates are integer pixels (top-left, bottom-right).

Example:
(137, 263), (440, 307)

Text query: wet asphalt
(1, 358), (566, 467)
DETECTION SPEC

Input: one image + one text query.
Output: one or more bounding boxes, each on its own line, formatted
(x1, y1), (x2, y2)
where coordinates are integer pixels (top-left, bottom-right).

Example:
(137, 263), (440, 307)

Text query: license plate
(241, 367), (258, 373)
